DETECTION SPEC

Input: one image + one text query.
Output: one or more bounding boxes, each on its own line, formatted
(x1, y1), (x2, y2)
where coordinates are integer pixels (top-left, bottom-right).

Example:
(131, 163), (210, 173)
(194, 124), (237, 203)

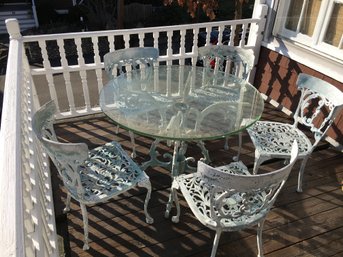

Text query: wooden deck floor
(52, 103), (343, 257)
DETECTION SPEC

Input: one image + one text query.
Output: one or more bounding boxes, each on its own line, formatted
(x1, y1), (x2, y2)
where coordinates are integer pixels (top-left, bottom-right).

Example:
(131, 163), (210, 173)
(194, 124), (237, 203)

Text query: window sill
(262, 36), (343, 83)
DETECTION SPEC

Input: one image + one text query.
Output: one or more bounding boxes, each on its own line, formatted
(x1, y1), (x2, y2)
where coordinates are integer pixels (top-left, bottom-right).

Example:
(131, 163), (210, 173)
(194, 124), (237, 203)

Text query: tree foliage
(163, 0), (219, 20)
(163, 0), (252, 20)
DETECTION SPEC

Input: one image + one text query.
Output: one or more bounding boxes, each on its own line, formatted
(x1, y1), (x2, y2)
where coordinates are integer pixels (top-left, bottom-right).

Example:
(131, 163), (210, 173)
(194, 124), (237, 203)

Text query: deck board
(52, 103), (343, 257)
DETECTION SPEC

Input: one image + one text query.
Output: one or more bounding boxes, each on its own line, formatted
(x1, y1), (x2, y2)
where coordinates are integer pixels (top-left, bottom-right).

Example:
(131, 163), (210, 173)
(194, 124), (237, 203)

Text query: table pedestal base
(141, 139), (212, 219)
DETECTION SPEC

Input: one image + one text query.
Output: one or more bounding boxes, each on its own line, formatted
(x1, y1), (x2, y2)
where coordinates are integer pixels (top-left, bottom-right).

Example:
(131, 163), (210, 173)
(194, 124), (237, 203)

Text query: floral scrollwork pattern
(176, 161), (284, 230)
(80, 141), (146, 203)
(248, 121), (311, 154)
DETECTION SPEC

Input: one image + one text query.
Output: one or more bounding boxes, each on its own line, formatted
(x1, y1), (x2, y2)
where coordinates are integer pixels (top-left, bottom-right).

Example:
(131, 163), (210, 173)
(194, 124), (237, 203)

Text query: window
(274, 0), (343, 60)
(323, 2), (343, 48)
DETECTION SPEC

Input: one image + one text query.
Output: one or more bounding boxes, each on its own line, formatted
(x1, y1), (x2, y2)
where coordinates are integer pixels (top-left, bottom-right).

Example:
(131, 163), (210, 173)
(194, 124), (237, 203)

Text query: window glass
(285, 0), (303, 31)
(324, 3), (343, 48)
(301, 0), (321, 36)
(285, 0), (321, 36)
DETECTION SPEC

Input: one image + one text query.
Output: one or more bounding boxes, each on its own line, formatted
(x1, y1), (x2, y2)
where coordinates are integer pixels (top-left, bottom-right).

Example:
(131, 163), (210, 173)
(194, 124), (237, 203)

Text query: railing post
(248, 1), (268, 56)
(247, 2), (268, 83)
(0, 18), (24, 257)
(6, 19), (22, 40)
(1, 18), (60, 257)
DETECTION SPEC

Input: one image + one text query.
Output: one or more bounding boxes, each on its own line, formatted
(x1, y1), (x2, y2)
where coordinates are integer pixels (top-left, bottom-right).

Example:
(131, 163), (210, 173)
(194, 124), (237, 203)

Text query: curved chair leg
(233, 132), (242, 161)
(80, 203), (90, 250)
(252, 151), (269, 175)
(211, 229), (222, 257)
(224, 136), (229, 150)
(138, 177), (154, 224)
(129, 130), (137, 158)
(115, 125), (135, 158)
(197, 140), (211, 164)
(256, 219), (265, 257)
(297, 156), (309, 193)
(171, 181), (180, 223)
(63, 192), (71, 213)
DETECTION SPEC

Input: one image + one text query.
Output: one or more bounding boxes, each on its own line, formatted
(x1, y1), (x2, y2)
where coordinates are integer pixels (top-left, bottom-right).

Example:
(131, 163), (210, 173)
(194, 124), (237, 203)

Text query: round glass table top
(100, 65), (264, 141)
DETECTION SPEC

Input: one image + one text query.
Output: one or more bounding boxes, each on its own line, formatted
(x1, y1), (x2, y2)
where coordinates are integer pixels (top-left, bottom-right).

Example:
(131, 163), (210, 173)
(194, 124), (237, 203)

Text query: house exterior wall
(254, 46), (343, 146)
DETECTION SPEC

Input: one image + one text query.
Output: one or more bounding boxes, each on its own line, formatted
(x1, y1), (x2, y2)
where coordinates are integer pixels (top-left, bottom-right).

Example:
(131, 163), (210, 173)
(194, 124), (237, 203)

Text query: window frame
(273, 0), (343, 61)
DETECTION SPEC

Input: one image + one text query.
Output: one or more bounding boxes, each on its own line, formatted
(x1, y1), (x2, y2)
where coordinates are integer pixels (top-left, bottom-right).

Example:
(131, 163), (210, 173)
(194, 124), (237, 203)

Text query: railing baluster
(75, 37), (91, 112)
(38, 40), (59, 110)
(218, 25), (224, 44)
(229, 24), (236, 46)
(239, 23), (248, 47)
(153, 31), (159, 50)
(124, 34), (130, 48)
(75, 37), (85, 66)
(180, 29), (186, 65)
(92, 36), (101, 64)
(95, 69), (104, 94)
(192, 28), (199, 66)
(92, 36), (104, 94)
(167, 30), (173, 66)
(139, 32), (144, 46)
(205, 26), (210, 46)
(57, 38), (76, 112)
(108, 35), (115, 52)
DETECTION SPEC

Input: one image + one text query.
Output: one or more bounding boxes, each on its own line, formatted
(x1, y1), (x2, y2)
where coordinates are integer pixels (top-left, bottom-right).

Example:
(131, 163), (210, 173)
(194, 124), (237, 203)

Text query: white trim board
(262, 37), (343, 83)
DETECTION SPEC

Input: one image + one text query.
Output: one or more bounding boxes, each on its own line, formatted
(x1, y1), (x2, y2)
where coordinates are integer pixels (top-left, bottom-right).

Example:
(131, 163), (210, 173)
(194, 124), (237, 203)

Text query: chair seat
(176, 162), (267, 231)
(69, 141), (147, 204)
(247, 121), (312, 156)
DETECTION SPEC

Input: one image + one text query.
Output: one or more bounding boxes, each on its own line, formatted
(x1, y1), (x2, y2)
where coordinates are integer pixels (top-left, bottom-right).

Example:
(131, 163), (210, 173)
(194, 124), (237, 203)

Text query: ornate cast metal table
(99, 65), (264, 217)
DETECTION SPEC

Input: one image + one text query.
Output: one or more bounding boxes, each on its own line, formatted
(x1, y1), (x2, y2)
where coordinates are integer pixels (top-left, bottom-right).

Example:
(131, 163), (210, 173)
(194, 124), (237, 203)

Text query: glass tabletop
(100, 65), (264, 141)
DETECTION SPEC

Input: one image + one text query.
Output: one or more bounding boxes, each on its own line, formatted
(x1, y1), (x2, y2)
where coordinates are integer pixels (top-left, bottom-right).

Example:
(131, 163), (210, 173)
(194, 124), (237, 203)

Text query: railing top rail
(21, 18), (261, 42)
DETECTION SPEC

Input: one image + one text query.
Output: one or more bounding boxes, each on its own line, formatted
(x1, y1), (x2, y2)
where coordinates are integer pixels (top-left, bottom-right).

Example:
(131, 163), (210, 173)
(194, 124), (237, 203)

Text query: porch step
(0, 5), (36, 35)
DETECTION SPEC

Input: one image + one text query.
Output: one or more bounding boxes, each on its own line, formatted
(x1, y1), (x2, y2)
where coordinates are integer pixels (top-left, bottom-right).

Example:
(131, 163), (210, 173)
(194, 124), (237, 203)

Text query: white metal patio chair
(104, 47), (159, 158)
(171, 141), (299, 257)
(247, 73), (343, 192)
(198, 45), (254, 159)
(32, 101), (154, 250)
(198, 45), (254, 80)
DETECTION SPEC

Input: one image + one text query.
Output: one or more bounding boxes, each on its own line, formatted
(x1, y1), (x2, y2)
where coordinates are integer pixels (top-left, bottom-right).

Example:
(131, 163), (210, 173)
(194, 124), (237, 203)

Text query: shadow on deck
(52, 103), (343, 257)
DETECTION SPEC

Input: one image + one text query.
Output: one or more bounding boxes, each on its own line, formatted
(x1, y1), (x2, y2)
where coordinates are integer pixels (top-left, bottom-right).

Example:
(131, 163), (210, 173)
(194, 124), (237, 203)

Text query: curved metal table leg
(141, 138), (204, 219)
(165, 141), (181, 218)
(141, 138), (173, 171)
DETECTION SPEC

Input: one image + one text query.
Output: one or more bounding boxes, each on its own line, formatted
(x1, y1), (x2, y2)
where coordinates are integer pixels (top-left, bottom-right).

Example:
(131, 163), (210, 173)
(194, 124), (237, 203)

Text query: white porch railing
(0, 4), (268, 257)
(0, 20), (59, 257)
(24, 4), (267, 119)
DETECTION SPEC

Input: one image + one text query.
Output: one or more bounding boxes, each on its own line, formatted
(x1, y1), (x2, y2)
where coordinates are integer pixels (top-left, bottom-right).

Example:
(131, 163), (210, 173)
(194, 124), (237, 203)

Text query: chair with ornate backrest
(171, 141), (298, 257)
(198, 45), (255, 159)
(247, 73), (343, 192)
(103, 47), (159, 158)
(198, 45), (254, 80)
(32, 100), (154, 250)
